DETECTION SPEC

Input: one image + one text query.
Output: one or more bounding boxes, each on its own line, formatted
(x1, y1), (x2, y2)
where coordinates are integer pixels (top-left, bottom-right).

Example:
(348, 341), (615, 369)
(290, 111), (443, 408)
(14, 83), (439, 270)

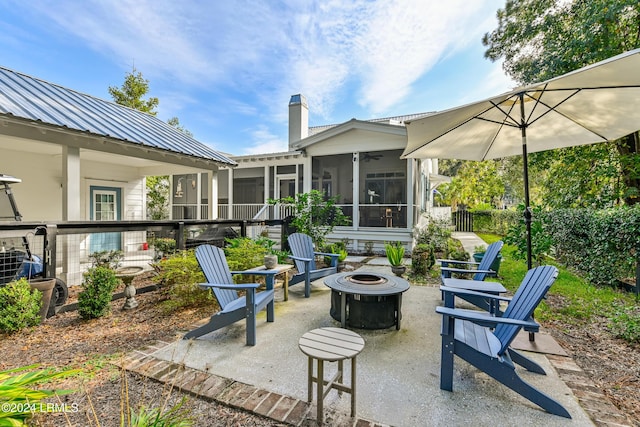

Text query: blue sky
(0, 1), (515, 156)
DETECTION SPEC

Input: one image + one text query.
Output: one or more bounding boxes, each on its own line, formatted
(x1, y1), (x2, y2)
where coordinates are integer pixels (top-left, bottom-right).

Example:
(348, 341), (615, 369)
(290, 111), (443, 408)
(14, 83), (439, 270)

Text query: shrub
(270, 190), (350, 248)
(88, 250), (123, 269)
(609, 306), (640, 344)
(224, 237), (268, 271)
(78, 266), (119, 319)
(415, 216), (452, 255)
(0, 278), (41, 333)
(157, 250), (210, 309)
(411, 244), (435, 275)
(505, 205), (552, 267)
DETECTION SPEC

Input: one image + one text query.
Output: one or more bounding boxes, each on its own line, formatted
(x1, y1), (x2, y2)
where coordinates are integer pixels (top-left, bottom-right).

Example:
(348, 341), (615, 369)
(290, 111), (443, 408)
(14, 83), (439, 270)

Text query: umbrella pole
(520, 95), (536, 342)
(520, 94), (533, 271)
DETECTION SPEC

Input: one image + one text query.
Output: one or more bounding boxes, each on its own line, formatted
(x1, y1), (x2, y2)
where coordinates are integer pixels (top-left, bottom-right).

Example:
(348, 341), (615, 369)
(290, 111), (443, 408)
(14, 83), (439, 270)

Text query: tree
(108, 67), (159, 115)
(167, 117), (193, 137)
(483, 0), (640, 206)
(146, 175), (170, 220)
(270, 190), (350, 248)
(438, 160), (506, 209)
(109, 69), (195, 220)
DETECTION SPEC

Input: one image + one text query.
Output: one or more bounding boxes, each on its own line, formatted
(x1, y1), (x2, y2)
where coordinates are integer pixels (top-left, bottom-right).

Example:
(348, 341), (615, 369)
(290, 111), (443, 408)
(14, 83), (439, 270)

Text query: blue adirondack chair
(287, 233), (339, 298)
(183, 245), (277, 346)
(436, 265), (571, 418)
(438, 240), (505, 313)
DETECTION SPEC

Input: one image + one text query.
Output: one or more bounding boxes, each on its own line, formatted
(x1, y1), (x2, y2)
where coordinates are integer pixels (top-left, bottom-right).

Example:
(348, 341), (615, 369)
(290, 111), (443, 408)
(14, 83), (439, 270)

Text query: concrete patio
(118, 252), (605, 426)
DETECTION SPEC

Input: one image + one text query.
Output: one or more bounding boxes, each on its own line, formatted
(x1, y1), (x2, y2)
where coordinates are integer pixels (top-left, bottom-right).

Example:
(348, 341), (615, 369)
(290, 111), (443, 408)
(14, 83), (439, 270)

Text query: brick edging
(114, 342), (387, 427)
(547, 354), (633, 427)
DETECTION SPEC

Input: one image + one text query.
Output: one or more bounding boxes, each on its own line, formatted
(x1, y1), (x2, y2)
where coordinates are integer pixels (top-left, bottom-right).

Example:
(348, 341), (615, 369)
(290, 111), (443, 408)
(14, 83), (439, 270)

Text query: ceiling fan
(360, 153), (383, 162)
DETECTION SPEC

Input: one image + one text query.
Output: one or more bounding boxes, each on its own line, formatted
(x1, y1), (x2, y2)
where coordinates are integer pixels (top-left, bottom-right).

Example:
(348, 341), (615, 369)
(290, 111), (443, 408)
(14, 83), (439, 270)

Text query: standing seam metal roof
(0, 66), (235, 166)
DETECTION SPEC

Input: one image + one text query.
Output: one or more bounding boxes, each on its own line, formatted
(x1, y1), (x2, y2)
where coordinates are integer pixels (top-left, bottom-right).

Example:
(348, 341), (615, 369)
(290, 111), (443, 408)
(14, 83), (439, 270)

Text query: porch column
(227, 168), (234, 219)
(209, 171), (216, 219)
(61, 146), (81, 286)
(352, 152), (359, 230)
(302, 156), (312, 193)
(406, 158), (414, 232)
(263, 166), (269, 203)
(62, 146), (81, 221)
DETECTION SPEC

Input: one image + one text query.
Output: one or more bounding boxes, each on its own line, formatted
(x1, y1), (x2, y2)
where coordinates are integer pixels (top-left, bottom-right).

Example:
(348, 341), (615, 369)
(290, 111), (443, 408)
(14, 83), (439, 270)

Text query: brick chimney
(288, 94), (308, 149)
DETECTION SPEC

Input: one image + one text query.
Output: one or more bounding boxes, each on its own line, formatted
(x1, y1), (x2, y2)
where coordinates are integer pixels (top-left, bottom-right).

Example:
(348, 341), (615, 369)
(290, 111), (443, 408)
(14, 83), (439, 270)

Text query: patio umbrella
(402, 48), (640, 269)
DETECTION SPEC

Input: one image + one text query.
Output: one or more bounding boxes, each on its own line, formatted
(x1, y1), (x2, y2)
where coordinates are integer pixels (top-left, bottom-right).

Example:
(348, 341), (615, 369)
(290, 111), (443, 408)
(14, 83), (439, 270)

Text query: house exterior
(0, 65), (235, 284)
(216, 94), (449, 252)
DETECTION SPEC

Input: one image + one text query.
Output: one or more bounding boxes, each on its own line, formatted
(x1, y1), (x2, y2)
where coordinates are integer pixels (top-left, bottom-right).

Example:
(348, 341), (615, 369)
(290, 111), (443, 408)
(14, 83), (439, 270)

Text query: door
(89, 186), (122, 253)
(275, 174), (297, 219)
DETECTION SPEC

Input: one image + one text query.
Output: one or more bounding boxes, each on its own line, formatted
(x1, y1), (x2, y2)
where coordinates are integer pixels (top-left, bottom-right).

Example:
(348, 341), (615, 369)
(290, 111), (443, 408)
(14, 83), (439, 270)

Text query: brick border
(114, 341), (387, 427)
(547, 354), (633, 427)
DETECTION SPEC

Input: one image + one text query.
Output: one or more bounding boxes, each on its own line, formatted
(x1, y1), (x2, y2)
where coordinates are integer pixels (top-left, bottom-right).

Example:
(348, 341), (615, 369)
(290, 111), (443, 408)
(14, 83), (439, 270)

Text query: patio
(120, 256), (595, 426)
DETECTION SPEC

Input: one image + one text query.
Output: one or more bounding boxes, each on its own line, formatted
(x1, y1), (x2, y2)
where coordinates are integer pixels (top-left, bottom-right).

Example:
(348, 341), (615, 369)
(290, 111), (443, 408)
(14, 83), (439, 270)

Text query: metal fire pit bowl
(324, 272), (410, 330)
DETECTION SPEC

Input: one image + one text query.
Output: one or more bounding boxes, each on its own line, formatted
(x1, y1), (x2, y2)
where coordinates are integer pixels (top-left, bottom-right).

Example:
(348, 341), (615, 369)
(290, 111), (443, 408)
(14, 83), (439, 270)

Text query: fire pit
(324, 272), (410, 330)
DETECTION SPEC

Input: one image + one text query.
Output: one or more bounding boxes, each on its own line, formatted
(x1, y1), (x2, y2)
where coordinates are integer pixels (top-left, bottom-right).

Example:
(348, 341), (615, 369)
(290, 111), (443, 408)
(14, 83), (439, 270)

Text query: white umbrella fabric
(402, 48), (640, 269)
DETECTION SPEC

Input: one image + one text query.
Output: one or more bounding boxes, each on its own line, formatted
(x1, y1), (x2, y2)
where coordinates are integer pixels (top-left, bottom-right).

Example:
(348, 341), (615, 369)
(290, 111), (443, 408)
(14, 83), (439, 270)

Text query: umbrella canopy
(402, 48), (640, 268)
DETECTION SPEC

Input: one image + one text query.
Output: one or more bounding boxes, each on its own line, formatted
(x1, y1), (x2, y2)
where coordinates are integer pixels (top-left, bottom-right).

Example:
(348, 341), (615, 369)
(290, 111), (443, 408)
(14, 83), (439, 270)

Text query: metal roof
(308, 111), (434, 136)
(0, 66), (235, 166)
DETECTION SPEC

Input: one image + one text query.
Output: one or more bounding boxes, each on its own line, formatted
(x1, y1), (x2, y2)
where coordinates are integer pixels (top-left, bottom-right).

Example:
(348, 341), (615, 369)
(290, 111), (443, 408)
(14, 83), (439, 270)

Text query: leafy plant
(415, 215), (453, 255)
(322, 243), (347, 265)
(156, 250), (210, 309)
(129, 397), (194, 427)
(224, 237), (268, 272)
(88, 249), (123, 269)
(609, 306), (640, 344)
(152, 238), (177, 257)
(504, 204), (552, 267)
(0, 278), (41, 333)
(385, 242), (405, 266)
(0, 364), (79, 426)
(411, 243), (435, 275)
(78, 266), (119, 319)
(364, 241), (374, 256)
(270, 190), (350, 248)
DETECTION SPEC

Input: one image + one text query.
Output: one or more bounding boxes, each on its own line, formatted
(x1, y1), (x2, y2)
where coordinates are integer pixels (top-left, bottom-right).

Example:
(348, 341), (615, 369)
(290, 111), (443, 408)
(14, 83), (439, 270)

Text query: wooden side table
(243, 264), (294, 300)
(298, 327), (365, 425)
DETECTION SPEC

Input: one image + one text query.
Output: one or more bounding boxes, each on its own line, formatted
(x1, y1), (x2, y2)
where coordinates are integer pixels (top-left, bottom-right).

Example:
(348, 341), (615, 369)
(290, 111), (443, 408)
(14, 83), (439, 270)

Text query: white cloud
(243, 125), (287, 155)
(12, 0), (508, 151)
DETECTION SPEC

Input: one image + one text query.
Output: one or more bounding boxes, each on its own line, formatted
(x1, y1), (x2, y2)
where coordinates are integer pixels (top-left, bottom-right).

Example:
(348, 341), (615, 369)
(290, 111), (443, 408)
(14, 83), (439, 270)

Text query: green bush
(609, 306), (640, 344)
(545, 205), (639, 287)
(224, 237), (268, 271)
(415, 216), (452, 255)
(0, 278), (41, 333)
(411, 243), (435, 275)
(157, 250), (210, 309)
(88, 250), (123, 269)
(78, 266), (119, 319)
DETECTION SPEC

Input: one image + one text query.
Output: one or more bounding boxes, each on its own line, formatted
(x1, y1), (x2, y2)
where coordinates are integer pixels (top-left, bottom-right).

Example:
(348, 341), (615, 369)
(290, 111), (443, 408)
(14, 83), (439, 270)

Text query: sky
(0, 0), (516, 157)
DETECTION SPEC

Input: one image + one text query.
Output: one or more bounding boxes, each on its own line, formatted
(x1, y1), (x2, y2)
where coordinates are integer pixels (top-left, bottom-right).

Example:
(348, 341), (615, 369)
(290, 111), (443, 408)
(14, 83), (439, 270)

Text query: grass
(476, 232), (640, 342)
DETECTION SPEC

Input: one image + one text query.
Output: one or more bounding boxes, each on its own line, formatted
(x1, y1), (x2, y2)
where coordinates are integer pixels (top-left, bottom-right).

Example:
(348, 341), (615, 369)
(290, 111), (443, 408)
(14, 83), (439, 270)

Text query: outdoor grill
(325, 272), (410, 330)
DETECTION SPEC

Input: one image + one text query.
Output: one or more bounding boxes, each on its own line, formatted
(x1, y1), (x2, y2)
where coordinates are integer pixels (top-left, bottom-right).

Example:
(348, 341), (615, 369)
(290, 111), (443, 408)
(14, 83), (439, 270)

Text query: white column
(62, 146), (81, 221)
(406, 158), (414, 232)
(352, 152), (359, 230)
(227, 168), (234, 219)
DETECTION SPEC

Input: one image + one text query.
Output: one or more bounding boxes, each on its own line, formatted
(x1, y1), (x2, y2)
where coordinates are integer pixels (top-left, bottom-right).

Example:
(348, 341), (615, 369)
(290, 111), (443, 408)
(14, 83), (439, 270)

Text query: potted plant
(385, 241), (406, 276)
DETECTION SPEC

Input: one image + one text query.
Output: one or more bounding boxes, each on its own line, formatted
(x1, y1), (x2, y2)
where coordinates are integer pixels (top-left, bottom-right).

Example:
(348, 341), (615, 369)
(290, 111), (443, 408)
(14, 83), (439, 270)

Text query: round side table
(298, 327), (365, 425)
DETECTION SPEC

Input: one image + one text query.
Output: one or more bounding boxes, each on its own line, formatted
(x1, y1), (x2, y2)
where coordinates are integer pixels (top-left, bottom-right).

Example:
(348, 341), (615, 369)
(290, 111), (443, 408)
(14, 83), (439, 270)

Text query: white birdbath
(116, 266), (145, 310)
